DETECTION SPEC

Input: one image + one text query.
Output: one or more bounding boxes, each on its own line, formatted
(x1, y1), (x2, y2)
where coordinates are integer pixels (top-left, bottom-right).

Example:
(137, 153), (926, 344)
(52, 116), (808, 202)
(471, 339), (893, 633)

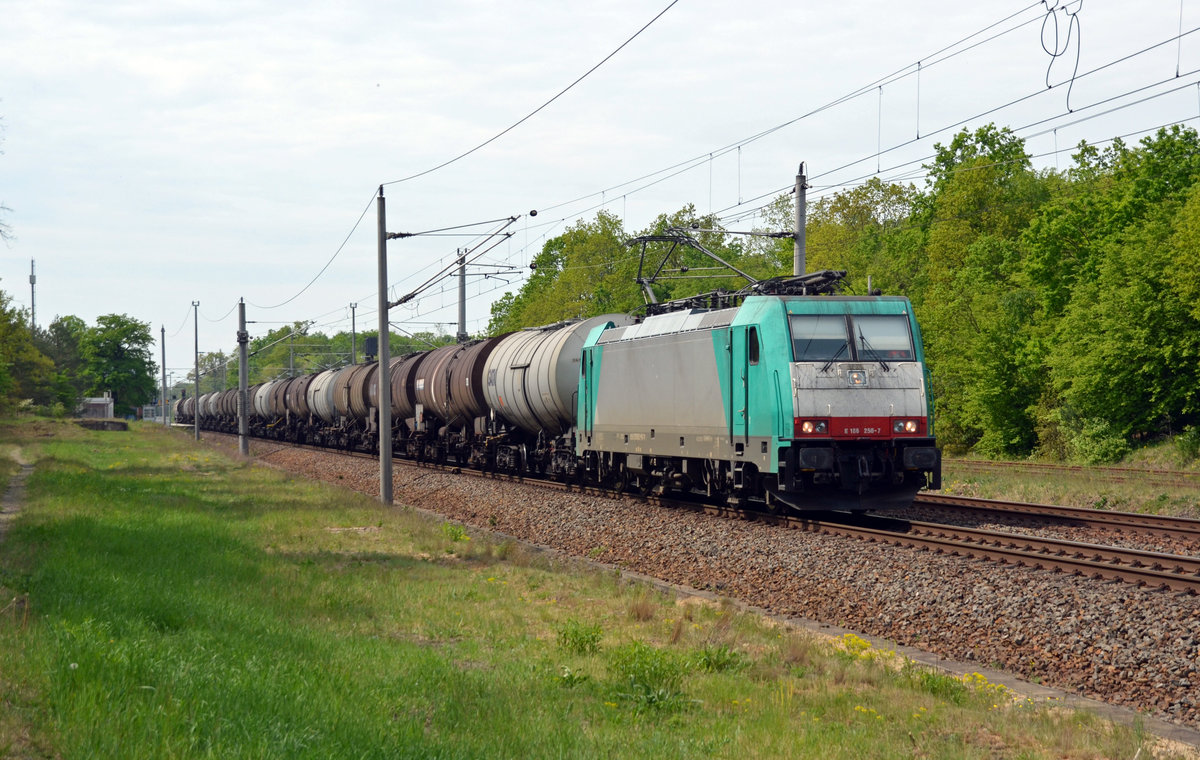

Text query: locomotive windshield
(789, 314), (849, 361)
(789, 313), (914, 362)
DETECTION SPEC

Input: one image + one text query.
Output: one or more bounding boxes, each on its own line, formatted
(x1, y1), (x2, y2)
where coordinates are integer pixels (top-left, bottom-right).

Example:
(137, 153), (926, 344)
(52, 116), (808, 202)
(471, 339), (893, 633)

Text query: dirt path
(0, 451), (32, 542)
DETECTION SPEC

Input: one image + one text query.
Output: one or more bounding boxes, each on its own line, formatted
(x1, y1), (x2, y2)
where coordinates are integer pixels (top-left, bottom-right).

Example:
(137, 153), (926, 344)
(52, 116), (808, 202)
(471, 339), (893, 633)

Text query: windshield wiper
(857, 329), (889, 372)
(820, 343), (847, 373)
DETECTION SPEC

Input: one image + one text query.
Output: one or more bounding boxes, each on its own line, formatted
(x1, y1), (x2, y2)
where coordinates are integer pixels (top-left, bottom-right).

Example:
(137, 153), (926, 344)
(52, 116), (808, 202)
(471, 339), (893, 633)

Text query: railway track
(783, 512), (1200, 595)
(224, 434), (1200, 595)
(913, 493), (1200, 540)
(944, 457), (1200, 488)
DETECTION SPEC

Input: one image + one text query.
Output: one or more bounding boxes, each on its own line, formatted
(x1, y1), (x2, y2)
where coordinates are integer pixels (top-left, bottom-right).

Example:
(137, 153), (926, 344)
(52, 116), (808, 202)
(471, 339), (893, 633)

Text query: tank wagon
(179, 271), (941, 511)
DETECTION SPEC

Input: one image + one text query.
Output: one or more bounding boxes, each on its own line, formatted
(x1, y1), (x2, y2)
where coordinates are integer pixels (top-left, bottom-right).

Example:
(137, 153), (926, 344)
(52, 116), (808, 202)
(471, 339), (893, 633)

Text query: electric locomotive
(576, 280), (941, 510)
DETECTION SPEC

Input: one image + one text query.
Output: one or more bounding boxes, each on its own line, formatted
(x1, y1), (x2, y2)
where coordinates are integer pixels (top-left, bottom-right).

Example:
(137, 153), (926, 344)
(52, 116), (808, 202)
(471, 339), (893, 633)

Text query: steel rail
(761, 513), (1200, 595)
(914, 493), (1200, 538)
(943, 458), (1200, 486)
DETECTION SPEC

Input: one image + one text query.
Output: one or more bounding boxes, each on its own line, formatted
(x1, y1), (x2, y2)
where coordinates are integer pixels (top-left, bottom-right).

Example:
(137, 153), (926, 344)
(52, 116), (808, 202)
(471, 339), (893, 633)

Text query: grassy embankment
(0, 418), (1176, 759)
(942, 448), (1200, 515)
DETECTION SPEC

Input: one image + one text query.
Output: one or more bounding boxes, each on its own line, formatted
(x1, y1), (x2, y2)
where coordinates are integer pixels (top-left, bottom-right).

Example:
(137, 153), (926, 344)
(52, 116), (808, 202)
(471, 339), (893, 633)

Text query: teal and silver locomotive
(577, 272), (941, 510)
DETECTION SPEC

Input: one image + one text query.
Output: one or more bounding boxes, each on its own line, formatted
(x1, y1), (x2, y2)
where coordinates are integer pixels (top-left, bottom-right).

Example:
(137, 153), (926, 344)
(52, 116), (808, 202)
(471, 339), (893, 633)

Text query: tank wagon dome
(217, 389), (236, 418)
(248, 382), (268, 418)
(445, 336), (506, 424)
(484, 313), (634, 435)
(197, 392), (216, 419)
(366, 357), (403, 411)
(413, 344), (459, 425)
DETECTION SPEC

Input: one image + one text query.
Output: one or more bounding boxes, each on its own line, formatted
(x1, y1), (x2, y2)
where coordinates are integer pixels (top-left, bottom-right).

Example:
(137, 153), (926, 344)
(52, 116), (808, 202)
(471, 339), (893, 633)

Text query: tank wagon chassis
(180, 262), (941, 513)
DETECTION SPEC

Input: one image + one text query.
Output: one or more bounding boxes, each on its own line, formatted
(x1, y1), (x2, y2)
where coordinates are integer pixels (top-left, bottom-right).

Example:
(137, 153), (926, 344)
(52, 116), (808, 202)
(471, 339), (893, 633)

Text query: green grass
(0, 418), (1181, 759)
(941, 462), (1200, 516)
(942, 436), (1200, 516)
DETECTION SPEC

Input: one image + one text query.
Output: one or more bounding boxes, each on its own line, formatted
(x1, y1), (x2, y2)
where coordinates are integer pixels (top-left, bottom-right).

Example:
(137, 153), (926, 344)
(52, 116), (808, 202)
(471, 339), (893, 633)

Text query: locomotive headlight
(893, 419), (920, 433)
(801, 420), (815, 434)
(796, 419), (828, 435)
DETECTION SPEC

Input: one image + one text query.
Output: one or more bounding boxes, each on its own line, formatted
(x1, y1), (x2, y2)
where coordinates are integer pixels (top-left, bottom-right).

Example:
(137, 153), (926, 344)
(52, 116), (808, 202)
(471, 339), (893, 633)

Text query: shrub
(556, 619), (602, 655)
(608, 641), (691, 711)
(691, 644), (747, 673)
(1179, 426), (1200, 463)
(1069, 417), (1132, 464)
(441, 523), (469, 543)
(626, 590), (657, 622)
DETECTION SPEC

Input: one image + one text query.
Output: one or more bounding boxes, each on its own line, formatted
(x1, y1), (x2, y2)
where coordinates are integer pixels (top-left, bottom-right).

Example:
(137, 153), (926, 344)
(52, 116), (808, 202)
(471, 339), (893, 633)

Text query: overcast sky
(2, 0), (1197, 381)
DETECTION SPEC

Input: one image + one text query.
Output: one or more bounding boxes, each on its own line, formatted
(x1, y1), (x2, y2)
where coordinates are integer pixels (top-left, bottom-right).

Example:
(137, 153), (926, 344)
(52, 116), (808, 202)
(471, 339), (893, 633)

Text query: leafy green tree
(916, 125), (1048, 451)
(1170, 182), (1200, 321)
(80, 314), (158, 416)
(35, 314), (90, 407)
(0, 288), (56, 412)
(488, 211), (635, 333)
(762, 178), (923, 295)
(1037, 127), (1200, 459)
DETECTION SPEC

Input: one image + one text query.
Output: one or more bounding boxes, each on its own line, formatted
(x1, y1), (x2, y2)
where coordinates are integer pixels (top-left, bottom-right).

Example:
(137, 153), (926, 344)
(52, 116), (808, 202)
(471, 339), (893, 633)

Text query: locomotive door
(730, 325), (756, 446)
(729, 324), (758, 446)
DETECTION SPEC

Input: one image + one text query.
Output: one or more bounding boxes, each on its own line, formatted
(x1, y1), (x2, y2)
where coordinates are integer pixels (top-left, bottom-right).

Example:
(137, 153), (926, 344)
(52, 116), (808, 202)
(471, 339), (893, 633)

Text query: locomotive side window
(848, 315), (914, 361)
(748, 326), (760, 365)
(789, 314), (849, 361)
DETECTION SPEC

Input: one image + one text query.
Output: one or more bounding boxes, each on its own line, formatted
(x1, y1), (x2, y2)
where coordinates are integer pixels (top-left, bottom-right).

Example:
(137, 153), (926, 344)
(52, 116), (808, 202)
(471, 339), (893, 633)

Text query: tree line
(488, 123), (1200, 463)
(0, 305), (157, 418)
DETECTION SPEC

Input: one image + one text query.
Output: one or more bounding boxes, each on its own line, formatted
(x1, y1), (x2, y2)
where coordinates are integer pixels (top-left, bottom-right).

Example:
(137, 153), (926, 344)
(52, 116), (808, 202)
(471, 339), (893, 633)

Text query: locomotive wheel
(613, 469), (631, 494)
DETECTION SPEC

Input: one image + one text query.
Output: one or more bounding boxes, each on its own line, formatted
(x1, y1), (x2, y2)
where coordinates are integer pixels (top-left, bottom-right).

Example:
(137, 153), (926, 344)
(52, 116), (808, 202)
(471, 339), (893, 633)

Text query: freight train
(176, 270), (941, 511)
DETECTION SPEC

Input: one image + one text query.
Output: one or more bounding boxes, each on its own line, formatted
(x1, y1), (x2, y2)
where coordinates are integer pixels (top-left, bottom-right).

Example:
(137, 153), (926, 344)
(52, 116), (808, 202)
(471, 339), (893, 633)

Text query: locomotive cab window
(789, 314), (849, 361)
(748, 327), (760, 365)
(848, 314), (914, 361)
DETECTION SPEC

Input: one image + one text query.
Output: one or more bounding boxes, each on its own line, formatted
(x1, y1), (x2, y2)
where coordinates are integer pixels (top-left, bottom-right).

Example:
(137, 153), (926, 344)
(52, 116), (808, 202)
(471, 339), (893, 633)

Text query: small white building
(78, 393), (114, 419)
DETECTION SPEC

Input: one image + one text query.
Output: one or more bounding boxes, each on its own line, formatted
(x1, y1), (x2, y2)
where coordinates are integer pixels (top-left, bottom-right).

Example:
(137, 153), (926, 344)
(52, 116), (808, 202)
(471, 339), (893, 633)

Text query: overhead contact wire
(380, 0), (681, 187)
